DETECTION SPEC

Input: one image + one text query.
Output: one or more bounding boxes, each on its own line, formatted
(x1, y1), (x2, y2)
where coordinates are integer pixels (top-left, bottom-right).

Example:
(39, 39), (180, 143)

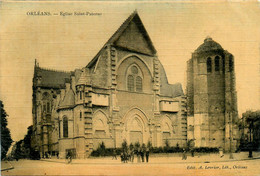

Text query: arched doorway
(128, 116), (143, 144)
(123, 108), (149, 145)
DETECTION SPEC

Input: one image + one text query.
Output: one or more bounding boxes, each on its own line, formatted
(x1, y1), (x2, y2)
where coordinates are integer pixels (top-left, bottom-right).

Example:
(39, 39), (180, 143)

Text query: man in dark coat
(145, 148), (150, 163)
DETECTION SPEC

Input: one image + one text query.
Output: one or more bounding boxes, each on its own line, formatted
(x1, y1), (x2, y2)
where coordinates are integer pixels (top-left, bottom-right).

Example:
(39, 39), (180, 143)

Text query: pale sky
(0, 1), (259, 141)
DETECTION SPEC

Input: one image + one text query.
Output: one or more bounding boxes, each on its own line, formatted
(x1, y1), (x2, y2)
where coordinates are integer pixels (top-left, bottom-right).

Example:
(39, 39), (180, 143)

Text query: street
(2, 153), (260, 176)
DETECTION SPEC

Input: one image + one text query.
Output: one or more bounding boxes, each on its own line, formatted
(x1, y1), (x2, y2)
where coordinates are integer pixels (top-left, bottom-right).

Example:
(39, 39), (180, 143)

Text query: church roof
(87, 10), (157, 68)
(158, 60), (184, 97)
(34, 66), (71, 88)
(59, 89), (75, 109)
(195, 37), (223, 53)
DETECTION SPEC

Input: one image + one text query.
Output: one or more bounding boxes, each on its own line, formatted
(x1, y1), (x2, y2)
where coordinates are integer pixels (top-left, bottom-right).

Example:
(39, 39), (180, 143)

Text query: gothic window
(207, 57), (212, 73)
(42, 92), (51, 114)
(136, 76), (143, 92)
(215, 56), (220, 71)
(127, 75), (134, 91)
(229, 56), (233, 72)
(63, 116), (68, 138)
(127, 65), (143, 92)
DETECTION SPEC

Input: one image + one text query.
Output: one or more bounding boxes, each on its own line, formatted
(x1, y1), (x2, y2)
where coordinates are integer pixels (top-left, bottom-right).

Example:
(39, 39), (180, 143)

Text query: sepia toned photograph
(1, 0), (260, 175)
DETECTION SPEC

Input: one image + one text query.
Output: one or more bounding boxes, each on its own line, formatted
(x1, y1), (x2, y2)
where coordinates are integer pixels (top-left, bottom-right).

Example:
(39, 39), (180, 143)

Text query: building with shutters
(31, 11), (187, 159)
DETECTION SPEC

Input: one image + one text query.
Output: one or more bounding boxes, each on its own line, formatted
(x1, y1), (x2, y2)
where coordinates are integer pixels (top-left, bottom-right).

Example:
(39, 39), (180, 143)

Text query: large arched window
(63, 116), (68, 138)
(215, 56), (220, 71)
(127, 65), (143, 92)
(207, 57), (212, 73)
(229, 56), (233, 72)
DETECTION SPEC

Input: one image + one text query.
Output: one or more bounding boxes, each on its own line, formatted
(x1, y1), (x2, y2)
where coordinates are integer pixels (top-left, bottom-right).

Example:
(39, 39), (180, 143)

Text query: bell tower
(187, 37), (238, 151)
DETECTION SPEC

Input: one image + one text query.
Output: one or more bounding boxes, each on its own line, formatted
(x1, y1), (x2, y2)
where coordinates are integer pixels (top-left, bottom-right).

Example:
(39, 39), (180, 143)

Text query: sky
(0, 1), (260, 142)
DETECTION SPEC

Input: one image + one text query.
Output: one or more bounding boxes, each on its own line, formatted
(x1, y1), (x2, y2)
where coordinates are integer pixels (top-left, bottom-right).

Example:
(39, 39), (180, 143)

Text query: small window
(127, 75), (134, 91)
(80, 112), (82, 121)
(63, 117), (68, 138)
(215, 56), (220, 71)
(47, 102), (51, 113)
(80, 92), (82, 100)
(136, 76), (142, 92)
(207, 57), (212, 73)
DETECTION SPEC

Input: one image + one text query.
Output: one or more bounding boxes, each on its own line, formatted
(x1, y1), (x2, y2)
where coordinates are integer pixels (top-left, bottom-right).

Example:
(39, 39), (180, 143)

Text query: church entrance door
(128, 116), (143, 145)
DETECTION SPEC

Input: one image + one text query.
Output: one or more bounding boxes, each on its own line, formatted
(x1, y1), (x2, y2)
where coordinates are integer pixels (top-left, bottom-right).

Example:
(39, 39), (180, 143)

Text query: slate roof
(34, 67), (71, 88)
(158, 60), (184, 97)
(195, 37), (223, 53)
(86, 10), (157, 68)
(59, 89), (75, 109)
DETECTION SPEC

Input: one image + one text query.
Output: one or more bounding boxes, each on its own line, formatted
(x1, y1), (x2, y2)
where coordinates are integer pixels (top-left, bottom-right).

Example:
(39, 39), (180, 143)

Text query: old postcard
(1, 0), (260, 175)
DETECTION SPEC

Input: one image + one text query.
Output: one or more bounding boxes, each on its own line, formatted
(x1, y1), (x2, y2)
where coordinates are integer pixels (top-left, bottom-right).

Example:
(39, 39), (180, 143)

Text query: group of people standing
(113, 143), (150, 163)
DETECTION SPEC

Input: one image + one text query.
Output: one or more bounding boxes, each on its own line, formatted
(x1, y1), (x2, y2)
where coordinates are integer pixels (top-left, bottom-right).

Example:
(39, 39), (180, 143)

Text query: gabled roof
(86, 11), (157, 68)
(34, 66), (71, 89)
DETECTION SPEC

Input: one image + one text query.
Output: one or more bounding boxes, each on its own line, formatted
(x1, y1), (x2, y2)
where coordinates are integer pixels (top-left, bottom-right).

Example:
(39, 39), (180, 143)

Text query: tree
(0, 100), (13, 159)
(241, 110), (260, 151)
(11, 125), (40, 160)
(122, 140), (128, 153)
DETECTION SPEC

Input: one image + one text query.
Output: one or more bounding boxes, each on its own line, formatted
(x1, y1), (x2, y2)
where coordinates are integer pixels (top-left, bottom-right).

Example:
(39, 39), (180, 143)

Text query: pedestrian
(45, 152), (48, 159)
(112, 148), (117, 160)
(145, 148), (150, 163)
(140, 149), (144, 162)
(182, 148), (187, 160)
(141, 144), (146, 162)
(219, 147), (224, 158)
(130, 148), (134, 162)
(66, 151), (72, 164)
(120, 151), (124, 163)
(137, 148), (141, 163)
(191, 149), (194, 157)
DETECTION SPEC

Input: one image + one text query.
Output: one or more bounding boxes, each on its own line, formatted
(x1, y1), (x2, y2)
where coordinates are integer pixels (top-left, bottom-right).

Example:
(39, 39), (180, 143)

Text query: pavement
(2, 153), (260, 176)
(1, 160), (14, 171)
(39, 151), (260, 165)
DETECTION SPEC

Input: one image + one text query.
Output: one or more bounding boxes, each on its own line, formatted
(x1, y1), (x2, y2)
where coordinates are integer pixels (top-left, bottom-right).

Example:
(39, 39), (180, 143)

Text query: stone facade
(31, 11), (187, 159)
(186, 37), (240, 152)
(31, 12), (240, 159)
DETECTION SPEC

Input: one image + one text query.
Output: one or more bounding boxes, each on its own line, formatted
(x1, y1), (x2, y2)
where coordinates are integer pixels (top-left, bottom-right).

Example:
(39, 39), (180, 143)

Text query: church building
(31, 11), (188, 159)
